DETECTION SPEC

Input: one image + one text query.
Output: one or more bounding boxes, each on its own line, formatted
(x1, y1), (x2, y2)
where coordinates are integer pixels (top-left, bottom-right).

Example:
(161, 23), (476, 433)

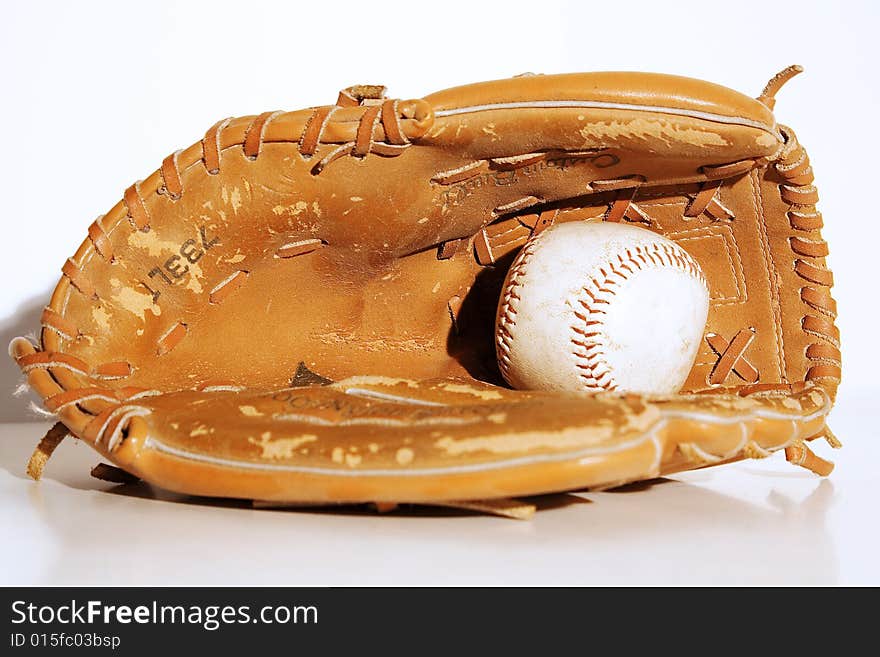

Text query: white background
(0, 1), (877, 584)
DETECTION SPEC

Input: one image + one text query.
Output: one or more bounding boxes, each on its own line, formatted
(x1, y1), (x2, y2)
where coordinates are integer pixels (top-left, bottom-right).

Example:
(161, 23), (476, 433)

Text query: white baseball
(495, 221), (709, 395)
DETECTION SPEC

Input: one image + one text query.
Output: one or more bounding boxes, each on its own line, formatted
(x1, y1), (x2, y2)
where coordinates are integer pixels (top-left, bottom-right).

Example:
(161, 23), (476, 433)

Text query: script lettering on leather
(437, 153), (620, 211)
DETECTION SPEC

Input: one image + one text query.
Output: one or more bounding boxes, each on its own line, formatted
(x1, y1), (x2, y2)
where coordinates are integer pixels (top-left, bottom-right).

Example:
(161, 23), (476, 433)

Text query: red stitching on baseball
(570, 242), (706, 391)
(496, 233), (547, 384)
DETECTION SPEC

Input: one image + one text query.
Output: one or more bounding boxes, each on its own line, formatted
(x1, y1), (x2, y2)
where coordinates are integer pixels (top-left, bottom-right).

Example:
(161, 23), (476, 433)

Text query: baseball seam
(569, 241), (707, 392)
(496, 233), (547, 385)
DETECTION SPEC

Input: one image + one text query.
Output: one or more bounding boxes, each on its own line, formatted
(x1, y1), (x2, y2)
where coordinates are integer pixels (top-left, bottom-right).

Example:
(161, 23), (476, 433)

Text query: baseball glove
(11, 65), (840, 518)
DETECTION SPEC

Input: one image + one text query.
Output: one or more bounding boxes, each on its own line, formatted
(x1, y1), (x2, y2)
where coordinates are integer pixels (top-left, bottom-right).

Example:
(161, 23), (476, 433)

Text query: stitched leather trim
(243, 111), (282, 159)
(123, 182), (151, 231)
(160, 150), (184, 199)
(157, 322), (188, 356)
(87, 215), (113, 260)
(202, 117), (232, 174)
(61, 258), (96, 298)
(775, 125), (840, 387)
(40, 307), (79, 340)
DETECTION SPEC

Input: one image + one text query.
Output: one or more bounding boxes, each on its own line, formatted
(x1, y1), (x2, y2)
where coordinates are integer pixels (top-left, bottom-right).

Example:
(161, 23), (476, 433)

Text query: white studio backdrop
(0, 0), (876, 421)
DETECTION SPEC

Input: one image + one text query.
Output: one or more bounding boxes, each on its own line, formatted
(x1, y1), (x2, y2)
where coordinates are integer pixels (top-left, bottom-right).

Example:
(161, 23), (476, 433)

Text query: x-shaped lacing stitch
(685, 180), (734, 221)
(604, 188), (652, 224)
(706, 329), (759, 385)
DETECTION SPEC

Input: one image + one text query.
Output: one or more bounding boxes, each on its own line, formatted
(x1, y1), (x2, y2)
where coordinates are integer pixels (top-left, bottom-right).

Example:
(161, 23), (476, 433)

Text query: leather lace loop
(775, 125), (840, 385)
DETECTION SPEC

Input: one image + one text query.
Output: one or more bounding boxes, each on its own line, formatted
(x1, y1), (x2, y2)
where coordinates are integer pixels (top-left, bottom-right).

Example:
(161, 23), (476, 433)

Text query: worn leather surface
(11, 67), (840, 505)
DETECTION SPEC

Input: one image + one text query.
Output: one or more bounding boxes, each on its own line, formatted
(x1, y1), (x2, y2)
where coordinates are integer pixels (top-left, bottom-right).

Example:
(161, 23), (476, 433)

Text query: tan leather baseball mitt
(11, 65), (840, 518)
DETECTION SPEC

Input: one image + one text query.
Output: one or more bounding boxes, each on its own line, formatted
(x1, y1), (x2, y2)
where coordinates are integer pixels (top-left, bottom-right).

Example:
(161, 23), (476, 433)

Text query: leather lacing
(775, 125), (841, 384)
(146, 88), (422, 227)
(50, 89), (423, 369)
(17, 86), (430, 464)
(15, 74), (841, 483)
(713, 121), (841, 475)
(476, 120), (841, 476)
